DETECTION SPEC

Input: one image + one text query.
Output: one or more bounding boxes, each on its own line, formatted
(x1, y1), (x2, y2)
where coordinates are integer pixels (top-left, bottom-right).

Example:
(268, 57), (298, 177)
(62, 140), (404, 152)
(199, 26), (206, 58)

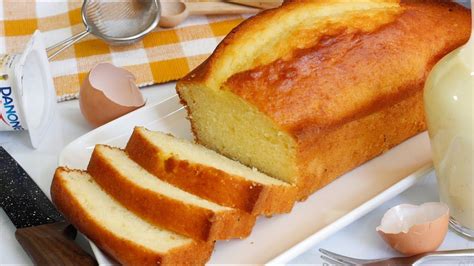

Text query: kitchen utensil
(320, 248), (474, 265)
(47, 0), (160, 60)
(226, 0), (283, 9)
(159, 1), (260, 28)
(0, 147), (97, 265)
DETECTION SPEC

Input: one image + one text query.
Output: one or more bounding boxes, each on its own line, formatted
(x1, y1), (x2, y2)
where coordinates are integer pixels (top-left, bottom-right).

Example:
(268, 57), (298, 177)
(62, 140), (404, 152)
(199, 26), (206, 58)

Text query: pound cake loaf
(87, 145), (256, 241)
(177, 0), (471, 199)
(51, 168), (214, 265)
(125, 127), (296, 215)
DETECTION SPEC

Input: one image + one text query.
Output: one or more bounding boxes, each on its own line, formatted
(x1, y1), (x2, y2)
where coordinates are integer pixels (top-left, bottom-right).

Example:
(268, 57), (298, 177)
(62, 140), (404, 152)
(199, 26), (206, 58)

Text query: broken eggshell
(79, 63), (145, 127)
(376, 202), (449, 256)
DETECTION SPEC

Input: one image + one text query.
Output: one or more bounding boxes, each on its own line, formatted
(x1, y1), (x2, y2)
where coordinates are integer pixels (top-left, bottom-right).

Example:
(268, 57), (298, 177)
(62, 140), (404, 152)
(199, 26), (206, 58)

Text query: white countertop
(1, 83), (472, 265)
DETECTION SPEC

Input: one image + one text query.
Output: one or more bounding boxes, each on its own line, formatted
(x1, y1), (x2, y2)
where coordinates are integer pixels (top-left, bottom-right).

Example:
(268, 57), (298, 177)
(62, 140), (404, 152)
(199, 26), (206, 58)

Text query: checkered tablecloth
(0, 1), (245, 101)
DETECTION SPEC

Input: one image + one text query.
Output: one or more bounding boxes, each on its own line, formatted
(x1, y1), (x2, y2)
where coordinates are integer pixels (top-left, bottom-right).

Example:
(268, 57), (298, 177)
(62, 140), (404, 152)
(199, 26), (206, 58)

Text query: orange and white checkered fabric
(0, 0), (246, 101)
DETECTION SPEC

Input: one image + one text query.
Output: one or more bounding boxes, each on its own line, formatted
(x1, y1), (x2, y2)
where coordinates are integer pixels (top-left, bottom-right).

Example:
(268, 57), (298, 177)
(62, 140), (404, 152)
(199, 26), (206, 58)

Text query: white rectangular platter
(59, 94), (433, 264)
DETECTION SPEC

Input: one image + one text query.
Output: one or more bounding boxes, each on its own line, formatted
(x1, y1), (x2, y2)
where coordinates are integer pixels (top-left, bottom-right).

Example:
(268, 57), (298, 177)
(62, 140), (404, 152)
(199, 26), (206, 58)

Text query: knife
(0, 147), (97, 265)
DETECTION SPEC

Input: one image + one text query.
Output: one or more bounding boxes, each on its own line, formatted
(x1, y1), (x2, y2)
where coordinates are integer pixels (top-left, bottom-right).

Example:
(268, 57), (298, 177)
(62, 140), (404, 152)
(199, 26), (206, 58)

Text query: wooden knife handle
(15, 221), (97, 266)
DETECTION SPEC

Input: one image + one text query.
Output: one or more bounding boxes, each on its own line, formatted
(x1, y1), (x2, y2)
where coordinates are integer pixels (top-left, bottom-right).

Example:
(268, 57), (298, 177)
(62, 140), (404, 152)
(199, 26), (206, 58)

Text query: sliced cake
(51, 168), (214, 265)
(125, 127), (296, 216)
(87, 145), (255, 241)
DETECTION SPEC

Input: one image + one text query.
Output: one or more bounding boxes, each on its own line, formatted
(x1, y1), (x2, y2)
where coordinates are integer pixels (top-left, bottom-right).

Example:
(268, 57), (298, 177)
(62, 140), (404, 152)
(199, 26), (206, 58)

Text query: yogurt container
(0, 31), (56, 148)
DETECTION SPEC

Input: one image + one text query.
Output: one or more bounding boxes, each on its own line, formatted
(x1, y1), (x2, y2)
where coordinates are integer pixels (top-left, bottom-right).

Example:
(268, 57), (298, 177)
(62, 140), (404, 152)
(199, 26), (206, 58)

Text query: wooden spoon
(159, 1), (260, 28)
(226, 0), (283, 9)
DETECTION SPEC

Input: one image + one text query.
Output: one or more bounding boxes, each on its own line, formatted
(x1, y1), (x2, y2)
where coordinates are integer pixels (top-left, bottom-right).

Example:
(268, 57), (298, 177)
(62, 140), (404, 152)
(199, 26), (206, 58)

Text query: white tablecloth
(1, 83), (473, 265)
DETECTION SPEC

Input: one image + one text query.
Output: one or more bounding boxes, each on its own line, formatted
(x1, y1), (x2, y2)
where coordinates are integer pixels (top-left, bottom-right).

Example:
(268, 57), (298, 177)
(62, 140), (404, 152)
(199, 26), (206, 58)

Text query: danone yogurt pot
(0, 31), (56, 148)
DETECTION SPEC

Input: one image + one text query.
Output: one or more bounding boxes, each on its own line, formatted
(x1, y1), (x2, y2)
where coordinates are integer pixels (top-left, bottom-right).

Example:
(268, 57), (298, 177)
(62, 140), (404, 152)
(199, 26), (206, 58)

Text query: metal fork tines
(319, 248), (474, 265)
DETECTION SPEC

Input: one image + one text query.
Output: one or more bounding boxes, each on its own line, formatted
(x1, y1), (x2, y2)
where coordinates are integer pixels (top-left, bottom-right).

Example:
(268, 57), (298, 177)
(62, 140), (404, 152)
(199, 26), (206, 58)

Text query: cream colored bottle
(424, 3), (474, 238)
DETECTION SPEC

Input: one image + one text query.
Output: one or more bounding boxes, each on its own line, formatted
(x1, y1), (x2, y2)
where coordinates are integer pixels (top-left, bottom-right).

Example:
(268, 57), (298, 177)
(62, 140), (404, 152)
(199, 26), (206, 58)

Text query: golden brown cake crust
(125, 128), (297, 215)
(297, 90), (426, 198)
(87, 145), (256, 241)
(178, 0), (403, 90)
(51, 167), (214, 266)
(177, 1), (470, 199)
(225, 1), (469, 199)
(225, 2), (470, 134)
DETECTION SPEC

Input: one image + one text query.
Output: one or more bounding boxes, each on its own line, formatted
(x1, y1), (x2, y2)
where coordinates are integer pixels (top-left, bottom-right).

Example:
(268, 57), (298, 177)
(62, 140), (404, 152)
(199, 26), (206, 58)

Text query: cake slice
(125, 127), (296, 216)
(87, 145), (255, 241)
(51, 168), (214, 265)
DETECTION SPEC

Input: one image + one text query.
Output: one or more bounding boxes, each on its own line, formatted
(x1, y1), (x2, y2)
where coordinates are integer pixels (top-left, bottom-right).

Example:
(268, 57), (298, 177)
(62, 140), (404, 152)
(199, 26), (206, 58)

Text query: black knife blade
(0, 146), (96, 265)
(0, 147), (63, 228)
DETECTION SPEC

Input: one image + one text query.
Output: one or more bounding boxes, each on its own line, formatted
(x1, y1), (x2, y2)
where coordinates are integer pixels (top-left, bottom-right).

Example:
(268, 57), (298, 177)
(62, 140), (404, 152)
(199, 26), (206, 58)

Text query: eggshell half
(79, 63), (145, 127)
(376, 202), (449, 256)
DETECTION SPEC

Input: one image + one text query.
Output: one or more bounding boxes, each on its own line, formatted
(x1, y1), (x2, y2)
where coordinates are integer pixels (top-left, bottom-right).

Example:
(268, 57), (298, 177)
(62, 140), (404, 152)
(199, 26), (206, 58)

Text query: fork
(319, 248), (474, 265)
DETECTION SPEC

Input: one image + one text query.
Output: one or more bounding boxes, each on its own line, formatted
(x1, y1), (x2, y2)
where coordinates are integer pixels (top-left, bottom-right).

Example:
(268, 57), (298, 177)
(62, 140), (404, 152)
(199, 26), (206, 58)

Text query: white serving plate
(59, 94), (433, 264)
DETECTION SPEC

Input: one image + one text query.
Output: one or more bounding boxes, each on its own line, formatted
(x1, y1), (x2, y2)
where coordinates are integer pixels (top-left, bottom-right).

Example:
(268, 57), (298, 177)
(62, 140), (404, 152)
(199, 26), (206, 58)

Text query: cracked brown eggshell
(79, 63), (145, 127)
(376, 202), (449, 256)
